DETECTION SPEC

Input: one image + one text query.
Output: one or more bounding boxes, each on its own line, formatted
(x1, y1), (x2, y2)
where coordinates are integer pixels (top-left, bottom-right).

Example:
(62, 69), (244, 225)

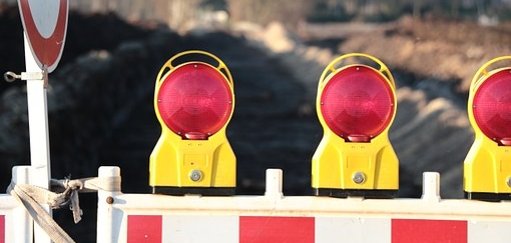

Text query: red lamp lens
(473, 69), (511, 145)
(320, 65), (395, 142)
(157, 63), (233, 140)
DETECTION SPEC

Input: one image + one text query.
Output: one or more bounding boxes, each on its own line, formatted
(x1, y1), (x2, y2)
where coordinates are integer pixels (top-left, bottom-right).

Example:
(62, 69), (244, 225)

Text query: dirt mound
(341, 16), (511, 91)
(0, 12), (483, 241)
(0, 28), (185, 242)
(0, 4), (149, 94)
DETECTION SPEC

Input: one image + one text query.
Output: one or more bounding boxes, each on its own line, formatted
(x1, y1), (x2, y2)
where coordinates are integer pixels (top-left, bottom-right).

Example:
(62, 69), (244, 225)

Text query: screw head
(507, 177), (511, 187)
(353, 172), (366, 184)
(106, 196), (114, 204)
(190, 170), (203, 182)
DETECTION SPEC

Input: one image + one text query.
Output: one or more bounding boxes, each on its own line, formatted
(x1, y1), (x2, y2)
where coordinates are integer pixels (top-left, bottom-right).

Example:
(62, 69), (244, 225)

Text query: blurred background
(1, 0), (511, 241)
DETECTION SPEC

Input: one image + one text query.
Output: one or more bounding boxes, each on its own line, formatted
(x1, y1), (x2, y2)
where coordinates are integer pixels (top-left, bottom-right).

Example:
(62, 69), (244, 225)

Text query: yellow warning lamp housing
(150, 50), (236, 195)
(464, 56), (511, 201)
(312, 53), (399, 198)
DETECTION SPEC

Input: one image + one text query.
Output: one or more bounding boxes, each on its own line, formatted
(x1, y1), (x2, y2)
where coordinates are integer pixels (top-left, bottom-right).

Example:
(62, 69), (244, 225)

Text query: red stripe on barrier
(240, 216), (314, 243)
(392, 219), (467, 243)
(127, 215), (162, 243)
(0, 215), (4, 243)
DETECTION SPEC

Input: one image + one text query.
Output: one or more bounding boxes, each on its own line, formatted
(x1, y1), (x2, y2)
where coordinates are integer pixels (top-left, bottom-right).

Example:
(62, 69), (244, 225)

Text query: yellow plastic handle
(156, 50), (234, 86)
(319, 53), (395, 89)
(470, 56), (511, 93)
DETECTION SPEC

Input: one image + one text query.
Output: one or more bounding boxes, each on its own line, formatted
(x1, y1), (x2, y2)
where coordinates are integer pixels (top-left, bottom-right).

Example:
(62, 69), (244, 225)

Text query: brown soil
(339, 16), (511, 91)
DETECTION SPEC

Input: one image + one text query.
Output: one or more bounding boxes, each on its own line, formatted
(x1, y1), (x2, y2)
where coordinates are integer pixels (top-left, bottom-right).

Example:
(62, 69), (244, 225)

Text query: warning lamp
(312, 53), (399, 198)
(464, 56), (511, 201)
(150, 50), (236, 195)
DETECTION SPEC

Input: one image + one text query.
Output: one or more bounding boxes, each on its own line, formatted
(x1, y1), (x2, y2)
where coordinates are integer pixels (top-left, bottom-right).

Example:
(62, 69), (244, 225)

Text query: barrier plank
(96, 167), (511, 243)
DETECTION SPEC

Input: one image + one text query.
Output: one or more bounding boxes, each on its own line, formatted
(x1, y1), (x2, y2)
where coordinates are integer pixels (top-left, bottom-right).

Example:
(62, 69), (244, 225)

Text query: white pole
(12, 166), (33, 243)
(24, 34), (52, 243)
(264, 169), (284, 198)
(97, 166), (122, 243)
(421, 172), (441, 202)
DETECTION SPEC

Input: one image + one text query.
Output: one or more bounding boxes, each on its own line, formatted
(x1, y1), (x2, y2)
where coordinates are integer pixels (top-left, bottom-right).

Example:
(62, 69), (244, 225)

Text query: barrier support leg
(12, 166), (33, 243)
(97, 166), (121, 243)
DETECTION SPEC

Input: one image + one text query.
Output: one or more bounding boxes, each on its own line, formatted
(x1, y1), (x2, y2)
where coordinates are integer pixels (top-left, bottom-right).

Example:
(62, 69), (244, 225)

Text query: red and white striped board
(95, 168), (511, 243)
(125, 215), (511, 243)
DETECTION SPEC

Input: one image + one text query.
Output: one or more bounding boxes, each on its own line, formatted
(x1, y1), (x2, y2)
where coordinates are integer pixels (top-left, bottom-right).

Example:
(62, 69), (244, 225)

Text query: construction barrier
(96, 167), (511, 243)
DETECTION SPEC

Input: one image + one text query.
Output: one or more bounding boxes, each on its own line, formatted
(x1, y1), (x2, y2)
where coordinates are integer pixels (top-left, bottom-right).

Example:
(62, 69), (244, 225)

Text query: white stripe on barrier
(315, 217), (390, 243)
(163, 215), (238, 243)
(468, 221), (511, 243)
(5, 214), (11, 243)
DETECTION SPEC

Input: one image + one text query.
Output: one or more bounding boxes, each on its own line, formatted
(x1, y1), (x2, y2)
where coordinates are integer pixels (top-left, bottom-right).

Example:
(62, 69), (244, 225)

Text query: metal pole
(24, 34), (52, 243)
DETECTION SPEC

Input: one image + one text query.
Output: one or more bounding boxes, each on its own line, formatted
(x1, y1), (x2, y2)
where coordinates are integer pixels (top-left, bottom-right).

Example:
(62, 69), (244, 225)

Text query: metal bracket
(4, 70), (49, 87)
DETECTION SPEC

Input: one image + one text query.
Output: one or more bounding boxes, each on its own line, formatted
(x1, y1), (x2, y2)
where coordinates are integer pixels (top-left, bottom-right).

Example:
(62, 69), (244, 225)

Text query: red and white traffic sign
(18, 0), (68, 73)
